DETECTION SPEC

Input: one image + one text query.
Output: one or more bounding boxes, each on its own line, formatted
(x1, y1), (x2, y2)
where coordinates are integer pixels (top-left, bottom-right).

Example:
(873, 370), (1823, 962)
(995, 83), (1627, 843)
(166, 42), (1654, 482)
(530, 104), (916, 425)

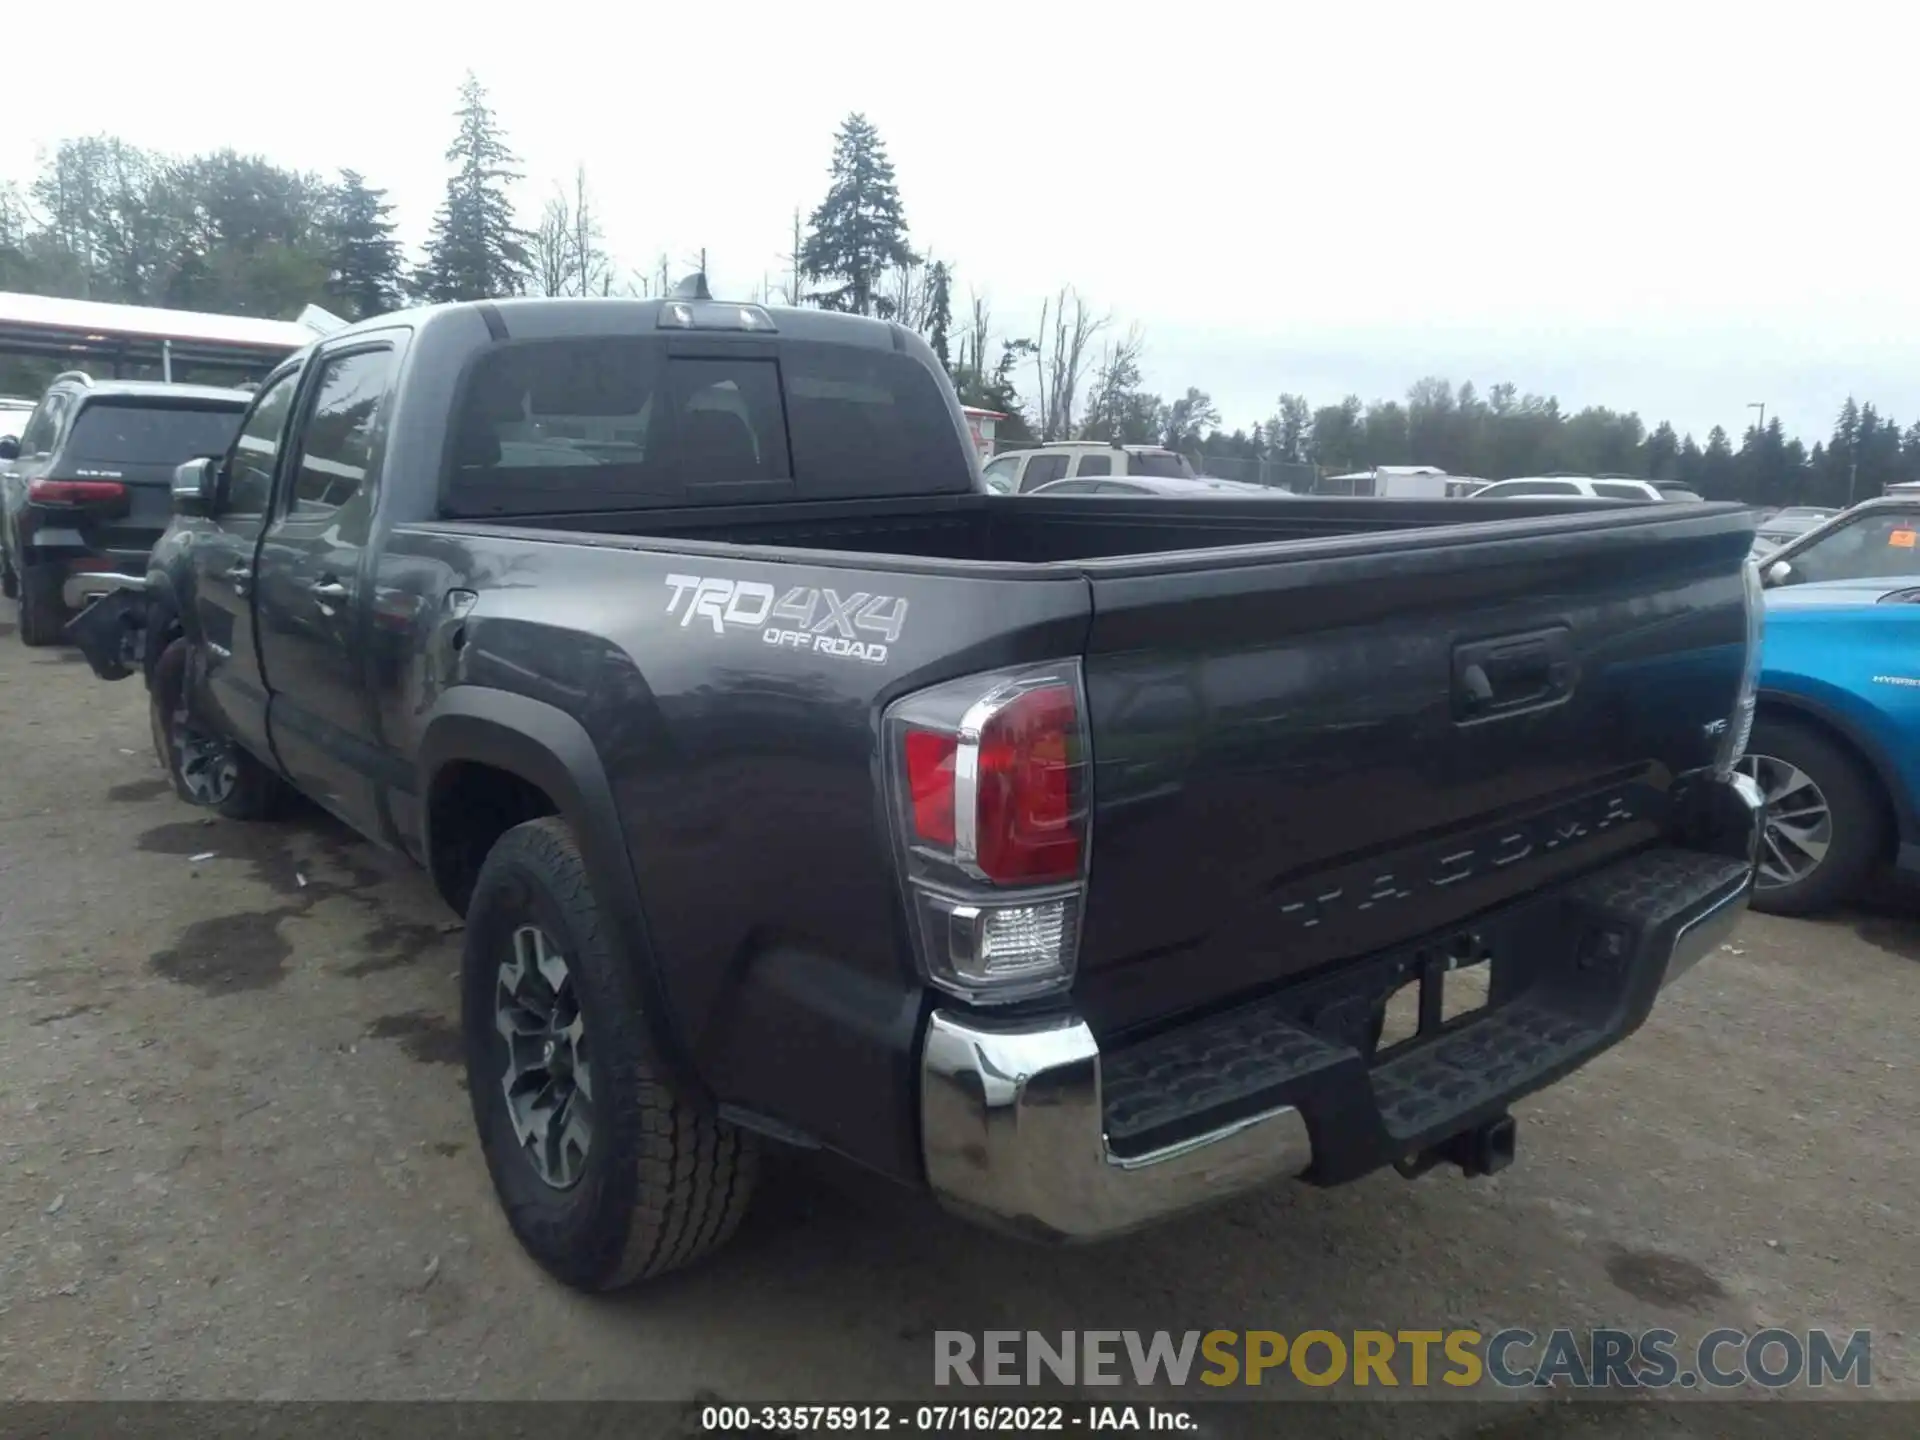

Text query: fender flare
(1757, 687), (1915, 844)
(141, 570), (186, 688)
(416, 686), (703, 1099)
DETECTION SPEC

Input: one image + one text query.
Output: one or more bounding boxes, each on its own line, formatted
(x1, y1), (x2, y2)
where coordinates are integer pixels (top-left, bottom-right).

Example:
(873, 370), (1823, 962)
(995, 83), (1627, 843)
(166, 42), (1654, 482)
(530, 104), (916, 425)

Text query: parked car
(1469, 476), (1667, 501)
(73, 296), (1760, 1295)
(1740, 497), (1920, 913)
(1028, 474), (1296, 498)
(0, 372), (250, 645)
(1751, 505), (1839, 556)
(982, 441), (1196, 494)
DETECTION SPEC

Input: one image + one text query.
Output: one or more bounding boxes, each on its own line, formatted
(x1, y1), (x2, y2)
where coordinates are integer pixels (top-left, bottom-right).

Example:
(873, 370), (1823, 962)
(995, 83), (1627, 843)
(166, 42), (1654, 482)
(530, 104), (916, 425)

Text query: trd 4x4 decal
(663, 574), (908, 666)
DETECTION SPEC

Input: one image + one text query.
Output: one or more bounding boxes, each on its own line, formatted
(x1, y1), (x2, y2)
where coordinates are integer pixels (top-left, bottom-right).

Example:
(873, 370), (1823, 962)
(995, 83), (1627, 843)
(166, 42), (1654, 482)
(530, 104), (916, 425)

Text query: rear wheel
(17, 562), (66, 647)
(463, 817), (757, 1291)
(1740, 716), (1886, 916)
(149, 637), (286, 820)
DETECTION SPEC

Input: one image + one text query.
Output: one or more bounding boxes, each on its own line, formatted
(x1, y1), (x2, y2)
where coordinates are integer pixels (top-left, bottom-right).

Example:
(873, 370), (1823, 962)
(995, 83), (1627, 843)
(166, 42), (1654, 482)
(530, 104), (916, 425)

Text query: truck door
(187, 365), (302, 763)
(252, 342), (399, 836)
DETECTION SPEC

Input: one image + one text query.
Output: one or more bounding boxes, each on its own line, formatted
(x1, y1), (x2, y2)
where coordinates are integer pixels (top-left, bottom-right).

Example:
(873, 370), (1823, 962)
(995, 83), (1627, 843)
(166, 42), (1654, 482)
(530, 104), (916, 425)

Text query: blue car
(1746, 495), (1920, 914)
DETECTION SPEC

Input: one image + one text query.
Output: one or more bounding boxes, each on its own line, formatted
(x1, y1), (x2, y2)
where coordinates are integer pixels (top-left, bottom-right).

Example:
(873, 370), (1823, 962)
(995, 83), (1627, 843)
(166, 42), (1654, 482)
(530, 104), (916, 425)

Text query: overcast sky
(7, 0), (1915, 446)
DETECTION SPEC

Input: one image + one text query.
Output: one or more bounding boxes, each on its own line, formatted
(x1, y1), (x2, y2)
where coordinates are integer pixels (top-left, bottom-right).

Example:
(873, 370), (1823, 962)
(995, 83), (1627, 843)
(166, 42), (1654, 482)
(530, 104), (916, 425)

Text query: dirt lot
(0, 628), (1914, 1433)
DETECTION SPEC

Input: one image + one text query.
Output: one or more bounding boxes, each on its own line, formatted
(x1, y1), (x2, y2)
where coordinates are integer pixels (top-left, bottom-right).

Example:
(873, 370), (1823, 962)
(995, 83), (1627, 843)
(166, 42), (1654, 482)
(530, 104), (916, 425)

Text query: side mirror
(171, 457), (218, 517)
(1763, 559), (1793, 588)
(0, 435), (19, 462)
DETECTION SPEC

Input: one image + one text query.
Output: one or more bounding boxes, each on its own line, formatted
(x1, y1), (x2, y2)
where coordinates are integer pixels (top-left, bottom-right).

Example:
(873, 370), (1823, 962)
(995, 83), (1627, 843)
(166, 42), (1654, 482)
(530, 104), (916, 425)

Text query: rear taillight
(1715, 560), (1765, 778)
(885, 662), (1091, 1004)
(28, 478), (127, 505)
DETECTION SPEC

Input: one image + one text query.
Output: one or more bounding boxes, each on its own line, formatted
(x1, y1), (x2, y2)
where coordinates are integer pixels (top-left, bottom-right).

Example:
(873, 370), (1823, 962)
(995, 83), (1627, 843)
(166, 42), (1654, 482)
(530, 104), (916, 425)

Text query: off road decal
(663, 574), (908, 666)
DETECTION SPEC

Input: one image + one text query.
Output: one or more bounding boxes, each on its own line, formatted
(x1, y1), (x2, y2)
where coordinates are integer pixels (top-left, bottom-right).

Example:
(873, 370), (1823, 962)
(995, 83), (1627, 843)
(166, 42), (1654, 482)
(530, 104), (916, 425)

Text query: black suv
(0, 373), (250, 644)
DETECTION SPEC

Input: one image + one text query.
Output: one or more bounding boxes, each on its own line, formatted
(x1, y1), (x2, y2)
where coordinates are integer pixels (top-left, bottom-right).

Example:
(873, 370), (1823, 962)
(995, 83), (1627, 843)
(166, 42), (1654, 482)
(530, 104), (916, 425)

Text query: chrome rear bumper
(921, 1013), (1313, 1243)
(62, 571), (146, 610)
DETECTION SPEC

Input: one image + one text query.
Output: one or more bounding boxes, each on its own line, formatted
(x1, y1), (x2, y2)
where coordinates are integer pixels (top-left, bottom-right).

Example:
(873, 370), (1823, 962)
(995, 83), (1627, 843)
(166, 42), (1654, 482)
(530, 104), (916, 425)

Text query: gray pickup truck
(72, 295), (1763, 1292)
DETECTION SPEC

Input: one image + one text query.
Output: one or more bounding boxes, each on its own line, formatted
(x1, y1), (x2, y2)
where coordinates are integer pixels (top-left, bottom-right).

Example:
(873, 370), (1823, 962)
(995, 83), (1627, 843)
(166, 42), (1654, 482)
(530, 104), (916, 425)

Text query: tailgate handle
(1454, 626), (1575, 720)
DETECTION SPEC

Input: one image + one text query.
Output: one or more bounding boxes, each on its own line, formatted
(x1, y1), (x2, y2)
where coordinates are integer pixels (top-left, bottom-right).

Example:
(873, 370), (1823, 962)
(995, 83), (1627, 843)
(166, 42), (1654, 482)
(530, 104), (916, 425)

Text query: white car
(981, 442), (1196, 495)
(0, 397), (34, 447)
(1469, 475), (1667, 501)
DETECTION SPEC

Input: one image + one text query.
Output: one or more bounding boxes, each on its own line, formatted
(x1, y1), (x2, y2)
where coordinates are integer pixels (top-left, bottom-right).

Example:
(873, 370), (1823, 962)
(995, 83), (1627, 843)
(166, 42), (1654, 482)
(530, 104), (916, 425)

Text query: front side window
(982, 456), (1020, 493)
(290, 349), (395, 516)
(1781, 509), (1920, 584)
(223, 369), (302, 516)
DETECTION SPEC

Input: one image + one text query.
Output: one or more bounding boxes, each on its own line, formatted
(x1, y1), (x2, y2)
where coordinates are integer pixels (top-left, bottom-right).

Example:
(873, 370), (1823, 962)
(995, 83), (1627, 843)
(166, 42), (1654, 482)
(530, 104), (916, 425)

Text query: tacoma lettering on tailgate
(663, 574), (909, 666)
(1271, 789), (1643, 932)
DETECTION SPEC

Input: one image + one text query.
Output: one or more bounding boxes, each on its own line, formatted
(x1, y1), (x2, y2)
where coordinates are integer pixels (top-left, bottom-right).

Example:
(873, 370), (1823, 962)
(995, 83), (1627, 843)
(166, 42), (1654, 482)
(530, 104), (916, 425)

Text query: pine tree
(801, 113), (916, 316)
(324, 170), (404, 319)
(414, 74), (530, 303)
(925, 260), (952, 370)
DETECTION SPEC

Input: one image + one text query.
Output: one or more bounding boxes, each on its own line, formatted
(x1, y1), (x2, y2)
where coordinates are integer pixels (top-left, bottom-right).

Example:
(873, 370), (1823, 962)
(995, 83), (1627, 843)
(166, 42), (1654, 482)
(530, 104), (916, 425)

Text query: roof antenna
(670, 272), (712, 301)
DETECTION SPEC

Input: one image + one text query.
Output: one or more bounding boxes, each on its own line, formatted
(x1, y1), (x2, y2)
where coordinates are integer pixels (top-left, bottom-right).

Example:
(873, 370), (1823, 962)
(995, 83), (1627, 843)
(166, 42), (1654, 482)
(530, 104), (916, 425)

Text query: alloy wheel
(1738, 752), (1833, 889)
(170, 700), (239, 806)
(496, 924), (593, 1189)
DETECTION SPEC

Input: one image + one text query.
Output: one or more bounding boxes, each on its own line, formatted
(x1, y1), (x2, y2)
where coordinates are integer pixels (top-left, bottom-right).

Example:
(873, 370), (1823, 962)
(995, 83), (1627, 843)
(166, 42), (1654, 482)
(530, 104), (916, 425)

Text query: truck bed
(472, 491), (1606, 568)
(415, 492), (1754, 1049)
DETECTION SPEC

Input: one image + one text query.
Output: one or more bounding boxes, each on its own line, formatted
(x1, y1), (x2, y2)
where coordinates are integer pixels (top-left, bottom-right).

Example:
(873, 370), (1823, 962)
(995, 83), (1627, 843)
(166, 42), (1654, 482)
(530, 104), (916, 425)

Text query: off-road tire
(17, 562), (65, 647)
(463, 816), (757, 1292)
(1745, 715), (1886, 917)
(149, 637), (287, 820)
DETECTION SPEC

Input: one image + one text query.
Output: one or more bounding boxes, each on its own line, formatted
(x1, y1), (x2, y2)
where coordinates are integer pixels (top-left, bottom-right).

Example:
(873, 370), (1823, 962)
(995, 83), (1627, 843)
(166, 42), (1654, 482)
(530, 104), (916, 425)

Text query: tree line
(2, 80), (1910, 507)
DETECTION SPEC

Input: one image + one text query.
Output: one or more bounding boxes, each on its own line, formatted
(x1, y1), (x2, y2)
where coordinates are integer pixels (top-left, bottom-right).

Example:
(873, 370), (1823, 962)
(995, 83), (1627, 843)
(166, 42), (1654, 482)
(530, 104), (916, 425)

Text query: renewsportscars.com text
(934, 1328), (1872, 1391)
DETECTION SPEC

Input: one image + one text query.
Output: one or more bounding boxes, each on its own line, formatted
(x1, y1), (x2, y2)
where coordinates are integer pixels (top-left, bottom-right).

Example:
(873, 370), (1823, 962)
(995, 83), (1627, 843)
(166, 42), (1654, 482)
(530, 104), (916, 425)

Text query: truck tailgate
(1074, 505), (1755, 1036)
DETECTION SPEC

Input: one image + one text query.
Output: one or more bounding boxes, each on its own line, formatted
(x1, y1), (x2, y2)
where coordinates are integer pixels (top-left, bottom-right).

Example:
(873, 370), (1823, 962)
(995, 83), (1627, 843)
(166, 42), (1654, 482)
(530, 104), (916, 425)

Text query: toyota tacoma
(70, 294), (1764, 1291)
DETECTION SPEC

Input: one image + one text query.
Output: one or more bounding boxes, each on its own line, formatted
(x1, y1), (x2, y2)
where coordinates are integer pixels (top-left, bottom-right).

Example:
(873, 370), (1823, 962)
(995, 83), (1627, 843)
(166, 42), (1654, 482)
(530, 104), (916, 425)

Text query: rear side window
(1075, 453), (1112, 477)
(1019, 454), (1069, 492)
(64, 402), (243, 466)
(17, 393), (68, 458)
(1592, 481), (1652, 500)
(446, 336), (967, 514)
(1131, 451), (1188, 478)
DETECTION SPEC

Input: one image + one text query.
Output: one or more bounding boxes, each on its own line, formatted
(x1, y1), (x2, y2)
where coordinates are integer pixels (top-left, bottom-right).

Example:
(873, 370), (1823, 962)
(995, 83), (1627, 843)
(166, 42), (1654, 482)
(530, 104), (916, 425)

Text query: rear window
(65, 401), (243, 465)
(445, 337), (968, 514)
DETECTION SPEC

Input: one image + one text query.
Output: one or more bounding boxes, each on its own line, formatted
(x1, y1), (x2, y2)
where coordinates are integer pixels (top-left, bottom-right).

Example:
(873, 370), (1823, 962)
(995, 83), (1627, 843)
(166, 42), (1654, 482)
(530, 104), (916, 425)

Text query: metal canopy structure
(0, 291), (346, 383)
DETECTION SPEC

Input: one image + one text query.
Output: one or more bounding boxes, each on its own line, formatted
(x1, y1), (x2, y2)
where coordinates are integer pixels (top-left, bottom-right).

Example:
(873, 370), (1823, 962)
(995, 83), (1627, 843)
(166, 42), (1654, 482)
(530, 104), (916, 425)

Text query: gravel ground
(0, 627), (1913, 1435)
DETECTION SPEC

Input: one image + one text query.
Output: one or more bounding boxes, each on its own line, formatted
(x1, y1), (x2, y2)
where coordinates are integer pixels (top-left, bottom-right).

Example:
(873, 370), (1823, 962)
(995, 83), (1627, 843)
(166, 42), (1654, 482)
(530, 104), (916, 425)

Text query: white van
(981, 442), (1196, 495)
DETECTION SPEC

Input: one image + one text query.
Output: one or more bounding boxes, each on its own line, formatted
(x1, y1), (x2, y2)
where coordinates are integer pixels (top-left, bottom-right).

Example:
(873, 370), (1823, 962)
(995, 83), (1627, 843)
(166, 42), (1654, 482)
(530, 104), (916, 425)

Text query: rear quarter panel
(372, 524), (1091, 1178)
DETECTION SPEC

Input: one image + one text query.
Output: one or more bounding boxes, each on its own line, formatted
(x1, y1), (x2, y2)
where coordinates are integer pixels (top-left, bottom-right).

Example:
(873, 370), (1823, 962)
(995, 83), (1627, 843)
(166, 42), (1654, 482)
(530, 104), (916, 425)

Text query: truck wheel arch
(417, 687), (702, 1099)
